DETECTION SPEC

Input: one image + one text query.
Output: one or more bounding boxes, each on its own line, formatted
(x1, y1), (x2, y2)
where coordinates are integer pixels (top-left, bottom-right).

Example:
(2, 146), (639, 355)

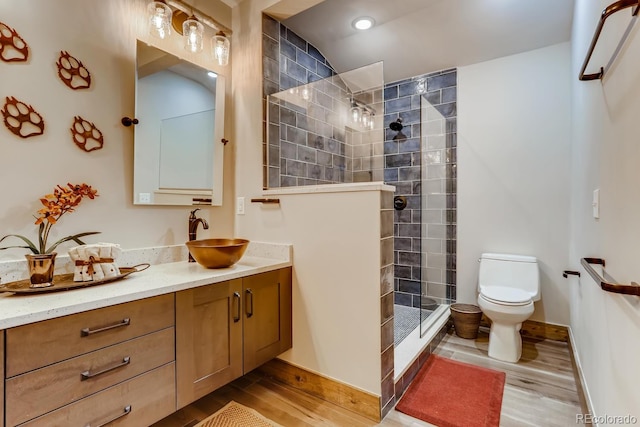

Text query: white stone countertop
(0, 254), (291, 330)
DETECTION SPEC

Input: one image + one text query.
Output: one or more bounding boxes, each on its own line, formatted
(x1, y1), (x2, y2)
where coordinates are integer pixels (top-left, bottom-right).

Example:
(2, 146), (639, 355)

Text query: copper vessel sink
(186, 238), (250, 268)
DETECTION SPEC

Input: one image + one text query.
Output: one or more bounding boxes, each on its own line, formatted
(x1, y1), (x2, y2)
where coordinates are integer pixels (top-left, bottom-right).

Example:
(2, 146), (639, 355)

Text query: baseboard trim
(568, 327), (595, 425)
(480, 316), (569, 342)
(258, 358), (381, 422)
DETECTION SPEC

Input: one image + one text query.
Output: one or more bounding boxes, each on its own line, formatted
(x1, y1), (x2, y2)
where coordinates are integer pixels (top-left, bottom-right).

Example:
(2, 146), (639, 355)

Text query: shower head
(389, 117), (403, 132)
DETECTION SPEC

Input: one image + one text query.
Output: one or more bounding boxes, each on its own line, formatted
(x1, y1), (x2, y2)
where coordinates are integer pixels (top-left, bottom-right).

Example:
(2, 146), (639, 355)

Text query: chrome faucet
(188, 208), (209, 262)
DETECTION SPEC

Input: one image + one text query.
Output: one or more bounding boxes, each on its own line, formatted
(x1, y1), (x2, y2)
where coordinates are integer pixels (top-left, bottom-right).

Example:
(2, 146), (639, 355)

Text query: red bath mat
(395, 354), (505, 427)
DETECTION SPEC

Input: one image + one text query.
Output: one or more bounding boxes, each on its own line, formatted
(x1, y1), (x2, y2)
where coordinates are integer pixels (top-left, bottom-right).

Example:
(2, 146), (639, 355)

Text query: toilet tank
(478, 253), (540, 301)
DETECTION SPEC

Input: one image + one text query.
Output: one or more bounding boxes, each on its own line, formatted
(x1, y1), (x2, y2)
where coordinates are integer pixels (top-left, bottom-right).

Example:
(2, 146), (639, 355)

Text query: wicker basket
(450, 303), (482, 339)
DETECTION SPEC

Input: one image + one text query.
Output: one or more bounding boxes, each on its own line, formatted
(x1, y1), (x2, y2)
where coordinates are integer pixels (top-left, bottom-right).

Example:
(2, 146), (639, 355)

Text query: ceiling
(282, 0), (575, 83)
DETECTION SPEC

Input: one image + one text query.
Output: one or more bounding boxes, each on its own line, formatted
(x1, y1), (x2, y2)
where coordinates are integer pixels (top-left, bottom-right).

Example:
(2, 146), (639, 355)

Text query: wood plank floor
(153, 329), (585, 427)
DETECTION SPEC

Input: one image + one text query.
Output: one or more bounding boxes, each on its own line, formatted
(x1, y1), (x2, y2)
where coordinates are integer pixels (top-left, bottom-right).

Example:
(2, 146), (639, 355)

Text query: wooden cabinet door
(243, 267), (292, 372)
(176, 279), (243, 409)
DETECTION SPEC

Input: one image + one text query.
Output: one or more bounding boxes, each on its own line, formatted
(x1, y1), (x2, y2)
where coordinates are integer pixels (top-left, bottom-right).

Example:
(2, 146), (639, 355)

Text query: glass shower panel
(266, 62), (384, 188)
(420, 93), (456, 337)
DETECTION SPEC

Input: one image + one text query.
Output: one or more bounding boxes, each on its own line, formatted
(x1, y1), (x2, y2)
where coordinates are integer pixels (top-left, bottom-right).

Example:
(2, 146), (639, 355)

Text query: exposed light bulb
(361, 110), (371, 128)
(148, 2), (172, 39)
(183, 18), (204, 53)
(351, 105), (362, 124)
(212, 32), (230, 66)
(416, 78), (426, 94)
(300, 87), (311, 101)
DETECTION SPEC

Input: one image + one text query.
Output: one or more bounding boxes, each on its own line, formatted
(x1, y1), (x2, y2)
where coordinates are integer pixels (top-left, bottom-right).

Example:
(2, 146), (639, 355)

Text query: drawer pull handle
(87, 405), (131, 427)
(81, 356), (131, 381)
(81, 318), (130, 337)
(245, 288), (254, 318)
(233, 291), (241, 323)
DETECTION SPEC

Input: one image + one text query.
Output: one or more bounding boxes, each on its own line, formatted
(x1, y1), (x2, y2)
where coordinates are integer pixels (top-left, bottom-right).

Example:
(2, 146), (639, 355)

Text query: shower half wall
(383, 70), (457, 310)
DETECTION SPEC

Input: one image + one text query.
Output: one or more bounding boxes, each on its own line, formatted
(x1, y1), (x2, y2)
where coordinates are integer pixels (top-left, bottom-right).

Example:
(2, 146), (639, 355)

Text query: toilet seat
(480, 286), (532, 306)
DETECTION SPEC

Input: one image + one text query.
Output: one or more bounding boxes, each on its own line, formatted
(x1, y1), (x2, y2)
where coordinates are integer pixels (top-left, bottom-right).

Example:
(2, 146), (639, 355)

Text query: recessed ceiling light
(352, 17), (374, 31)
(207, 71), (217, 78)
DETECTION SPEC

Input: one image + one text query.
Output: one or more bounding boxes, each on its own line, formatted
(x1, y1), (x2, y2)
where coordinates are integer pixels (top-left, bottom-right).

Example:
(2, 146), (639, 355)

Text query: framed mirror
(133, 41), (225, 206)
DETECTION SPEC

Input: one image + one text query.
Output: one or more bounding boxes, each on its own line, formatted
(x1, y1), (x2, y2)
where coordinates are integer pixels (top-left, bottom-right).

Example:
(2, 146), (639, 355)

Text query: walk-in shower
(260, 12), (457, 390)
(384, 70), (457, 371)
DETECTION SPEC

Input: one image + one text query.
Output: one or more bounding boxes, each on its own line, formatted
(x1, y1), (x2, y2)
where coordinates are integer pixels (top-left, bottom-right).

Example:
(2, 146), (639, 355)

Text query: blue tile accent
(427, 71), (457, 90)
(285, 58), (307, 83)
(398, 138), (420, 153)
(398, 81), (418, 97)
(384, 168), (398, 182)
(307, 44), (326, 62)
(280, 39), (296, 60)
(316, 62), (333, 78)
(385, 97), (412, 114)
(286, 28), (307, 50)
(297, 50), (317, 73)
(384, 86), (398, 100)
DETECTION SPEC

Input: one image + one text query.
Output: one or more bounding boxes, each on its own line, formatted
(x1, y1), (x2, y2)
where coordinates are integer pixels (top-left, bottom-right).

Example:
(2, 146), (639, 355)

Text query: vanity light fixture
(148, 1), (172, 39)
(147, 0), (232, 65)
(212, 31), (230, 66)
(349, 96), (375, 130)
(352, 17), (375, 31)
(183, 17), (204, 53)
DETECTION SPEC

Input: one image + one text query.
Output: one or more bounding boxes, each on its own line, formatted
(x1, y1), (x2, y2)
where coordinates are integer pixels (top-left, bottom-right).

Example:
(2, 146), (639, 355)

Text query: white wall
(570, 0), (640, 420)
(0, 0), (234, 259)
(458, 43), (572, 325)
(231, 0), (385, 395)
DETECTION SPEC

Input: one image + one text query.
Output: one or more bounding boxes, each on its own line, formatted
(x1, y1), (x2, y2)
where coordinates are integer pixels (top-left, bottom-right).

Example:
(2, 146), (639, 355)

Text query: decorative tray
(0, 264), (150, 294)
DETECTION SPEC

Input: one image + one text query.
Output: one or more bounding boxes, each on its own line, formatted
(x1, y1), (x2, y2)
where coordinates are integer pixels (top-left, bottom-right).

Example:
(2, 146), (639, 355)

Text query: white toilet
(477, 253), (540, 363)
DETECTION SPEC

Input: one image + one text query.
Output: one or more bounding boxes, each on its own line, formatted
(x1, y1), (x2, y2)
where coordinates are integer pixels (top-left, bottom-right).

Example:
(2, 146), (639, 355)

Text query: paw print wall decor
(71, 116), (103, 152)
(56, 51), (91, 90)
(0, 22), (29, 62)
(2, 97), (45, 138)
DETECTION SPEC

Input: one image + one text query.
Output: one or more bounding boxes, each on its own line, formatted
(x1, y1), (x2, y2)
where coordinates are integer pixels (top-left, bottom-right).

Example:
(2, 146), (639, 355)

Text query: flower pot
(25, 252), (57, 288)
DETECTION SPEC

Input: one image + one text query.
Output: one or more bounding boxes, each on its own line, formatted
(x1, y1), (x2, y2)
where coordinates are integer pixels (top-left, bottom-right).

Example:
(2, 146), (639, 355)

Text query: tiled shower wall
(262, 14), (383, 188)
(383, 70), (457, 308)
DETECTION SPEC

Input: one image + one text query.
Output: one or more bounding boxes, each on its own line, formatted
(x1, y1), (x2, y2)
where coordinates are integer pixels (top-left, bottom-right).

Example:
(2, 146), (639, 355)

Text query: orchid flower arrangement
(0, 183), (100, 254)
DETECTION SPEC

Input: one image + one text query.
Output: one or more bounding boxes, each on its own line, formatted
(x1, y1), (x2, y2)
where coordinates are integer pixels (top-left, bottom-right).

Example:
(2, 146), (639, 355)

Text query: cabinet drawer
(6, 294), (174, 377)
(6, 327), (175, 426)
(19, 362), (176, 427)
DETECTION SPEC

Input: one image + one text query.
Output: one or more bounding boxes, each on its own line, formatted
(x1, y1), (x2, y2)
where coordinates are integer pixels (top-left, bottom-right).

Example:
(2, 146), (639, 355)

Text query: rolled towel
(86, 245), (104, 281)
(69, 246), (83, 282)
(98, 244), (120, 278)
(76, 246), (91, 282)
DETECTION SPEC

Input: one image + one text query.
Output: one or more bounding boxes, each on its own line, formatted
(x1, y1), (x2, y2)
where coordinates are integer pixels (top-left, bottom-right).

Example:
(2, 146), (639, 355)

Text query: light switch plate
(592, 189), (600, 219)
(236, 197), (245, 215)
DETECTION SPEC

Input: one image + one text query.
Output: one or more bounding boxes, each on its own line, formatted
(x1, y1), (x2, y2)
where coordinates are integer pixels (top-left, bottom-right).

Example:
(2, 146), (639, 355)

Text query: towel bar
(581, 257), (640, 296)
(579, 0), (639, 81)
(251, 198), (280, 204)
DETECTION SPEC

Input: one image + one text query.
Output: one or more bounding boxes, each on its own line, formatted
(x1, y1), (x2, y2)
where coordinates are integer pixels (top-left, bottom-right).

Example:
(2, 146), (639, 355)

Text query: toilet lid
(481, 286), (532, 305)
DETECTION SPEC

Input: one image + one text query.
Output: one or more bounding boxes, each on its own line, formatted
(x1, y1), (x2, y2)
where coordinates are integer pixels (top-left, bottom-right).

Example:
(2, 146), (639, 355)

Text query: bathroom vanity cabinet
(4, 294), (176, 427)
(0, 266), (292, 426)
(176, 268), (292, 408)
